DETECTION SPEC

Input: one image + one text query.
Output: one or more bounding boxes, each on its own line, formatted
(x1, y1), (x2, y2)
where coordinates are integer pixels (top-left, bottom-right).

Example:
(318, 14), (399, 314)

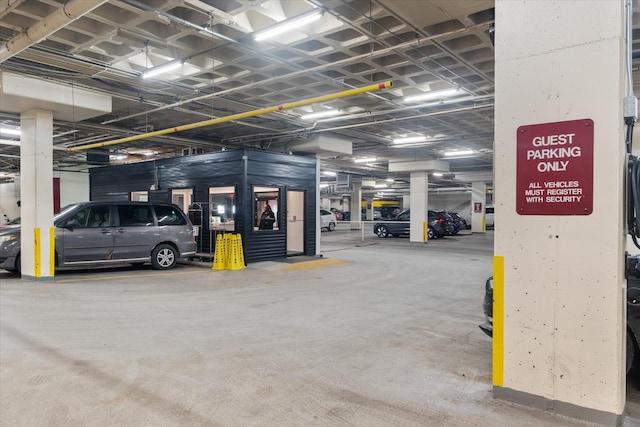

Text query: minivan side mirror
(61, 219), (79, 230)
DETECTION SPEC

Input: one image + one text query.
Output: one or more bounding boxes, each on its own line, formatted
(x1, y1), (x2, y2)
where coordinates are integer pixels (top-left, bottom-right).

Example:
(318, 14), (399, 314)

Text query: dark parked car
(441, 211), (467, 234)
(480, 254), (640, 373)
(373, 209), (453, 239)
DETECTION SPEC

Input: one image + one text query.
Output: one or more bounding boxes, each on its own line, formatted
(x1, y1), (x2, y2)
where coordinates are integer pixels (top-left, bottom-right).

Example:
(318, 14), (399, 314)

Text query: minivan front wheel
(151, 244), (177, 270)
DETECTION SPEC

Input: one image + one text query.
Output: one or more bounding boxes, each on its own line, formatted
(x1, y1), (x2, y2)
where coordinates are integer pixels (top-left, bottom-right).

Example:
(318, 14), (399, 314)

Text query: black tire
(151, 244), (178, 270)
(328, 222), (335, 232)
(628, 329), (636, 374)
(427, 227), (434, 240)
(375, 225), (389, 238)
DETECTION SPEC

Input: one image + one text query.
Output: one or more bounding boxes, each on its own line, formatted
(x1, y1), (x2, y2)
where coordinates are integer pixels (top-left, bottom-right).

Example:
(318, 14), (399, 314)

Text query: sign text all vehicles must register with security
(516, 119), (594, 215)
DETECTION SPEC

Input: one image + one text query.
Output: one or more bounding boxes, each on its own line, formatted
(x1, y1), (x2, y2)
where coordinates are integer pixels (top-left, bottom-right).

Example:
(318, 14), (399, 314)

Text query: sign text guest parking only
(516, 119), (594, 215)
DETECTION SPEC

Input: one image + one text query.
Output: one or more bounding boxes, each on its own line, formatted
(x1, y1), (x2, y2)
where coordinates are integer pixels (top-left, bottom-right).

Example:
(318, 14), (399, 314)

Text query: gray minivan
(0, 201), (196, 273)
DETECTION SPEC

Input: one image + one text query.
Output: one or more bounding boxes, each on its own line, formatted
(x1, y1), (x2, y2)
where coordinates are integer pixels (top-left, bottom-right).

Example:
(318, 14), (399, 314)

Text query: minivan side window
(154, 205), (187, 226)
(118, 205), (154, 226)
(65, 206), (110, 228)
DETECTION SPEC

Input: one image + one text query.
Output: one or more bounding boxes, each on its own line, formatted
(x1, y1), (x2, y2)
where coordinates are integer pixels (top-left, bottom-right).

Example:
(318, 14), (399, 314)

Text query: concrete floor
(1, 228), (640, 426)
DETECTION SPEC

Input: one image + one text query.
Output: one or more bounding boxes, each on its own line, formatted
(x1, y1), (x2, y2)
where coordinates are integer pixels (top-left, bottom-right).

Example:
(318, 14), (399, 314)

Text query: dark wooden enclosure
(89, 149), (318, 263)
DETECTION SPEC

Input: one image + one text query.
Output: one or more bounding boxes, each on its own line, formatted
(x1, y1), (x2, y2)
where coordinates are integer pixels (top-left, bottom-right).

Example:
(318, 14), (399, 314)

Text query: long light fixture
(393, 135), (426, 144)
(444, 149), (475, 157)
(0, 139), (20, 146)
(254, 9), (323, 41)
(301, 109), (341, 120)
(142, 60), (183, 79)
(0, 128), (21, 136)
(354, 157), (377, 163)
(403, 88), (459, 103)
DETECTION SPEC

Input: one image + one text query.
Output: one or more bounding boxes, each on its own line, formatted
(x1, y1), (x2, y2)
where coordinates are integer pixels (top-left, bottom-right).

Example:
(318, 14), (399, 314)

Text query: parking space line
(279, 258), (347, 270)
(55, 269), (208, 283)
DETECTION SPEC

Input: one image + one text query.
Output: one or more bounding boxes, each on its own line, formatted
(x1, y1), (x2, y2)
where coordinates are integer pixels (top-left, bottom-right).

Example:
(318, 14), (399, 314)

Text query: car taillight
(437, 218), (444, 224)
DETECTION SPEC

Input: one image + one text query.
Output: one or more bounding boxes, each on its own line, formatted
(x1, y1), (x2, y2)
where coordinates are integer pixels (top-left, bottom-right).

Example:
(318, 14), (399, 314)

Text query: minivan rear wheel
(151, 244), (177, 270)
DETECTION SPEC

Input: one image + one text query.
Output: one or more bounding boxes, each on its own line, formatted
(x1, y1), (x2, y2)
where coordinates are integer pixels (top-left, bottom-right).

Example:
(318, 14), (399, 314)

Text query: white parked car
(320, 209), (337, 231)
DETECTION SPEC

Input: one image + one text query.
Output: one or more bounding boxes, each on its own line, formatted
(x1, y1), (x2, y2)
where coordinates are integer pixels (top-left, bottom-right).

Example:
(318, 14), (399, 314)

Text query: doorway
(286, 190), (305, 256)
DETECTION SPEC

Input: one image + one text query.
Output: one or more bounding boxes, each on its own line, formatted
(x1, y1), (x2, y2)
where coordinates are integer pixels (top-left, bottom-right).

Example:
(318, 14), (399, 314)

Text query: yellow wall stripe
(49, 227), (55, 276)
(34, 227), (41, 278)
(422, 221), (427, 242)
(493, 255), (504, 386)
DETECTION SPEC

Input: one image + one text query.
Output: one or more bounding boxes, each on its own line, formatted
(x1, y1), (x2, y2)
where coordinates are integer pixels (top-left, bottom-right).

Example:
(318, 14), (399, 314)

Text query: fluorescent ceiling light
(255, 9), (323, 41)
(323, 171), (337, 176)
(0, 128), (21, 136)
(403, 88), (460, 103)
(319, 183), (330, 188)
(393, 135), (426, 144)
(374, 184), (387, 188)
(0, 139), (20, 146)
(432, 172), (443, 177)
(301, 109), (341, 120)
(142, 61), (183, 79)
(444, 150), (475, 157)
(386, 178), (394, 182)
(353, 157), (377, 163)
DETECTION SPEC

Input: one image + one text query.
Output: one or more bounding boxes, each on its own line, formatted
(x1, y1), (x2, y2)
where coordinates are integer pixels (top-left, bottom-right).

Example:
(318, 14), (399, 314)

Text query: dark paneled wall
(89, 149), (317, 263)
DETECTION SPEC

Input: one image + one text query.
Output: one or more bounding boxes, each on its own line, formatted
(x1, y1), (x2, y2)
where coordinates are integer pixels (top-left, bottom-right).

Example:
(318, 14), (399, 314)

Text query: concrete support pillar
(20, 109), (54, 281)
(471, 182), (486, 233)
(402, 194), (410, 210)
(350, 183), (362, 230)
(494, 1), (625, 423)
(409, 172), (428, 242)
(364, 197), (373, 221)
(315, 155), (321, 254)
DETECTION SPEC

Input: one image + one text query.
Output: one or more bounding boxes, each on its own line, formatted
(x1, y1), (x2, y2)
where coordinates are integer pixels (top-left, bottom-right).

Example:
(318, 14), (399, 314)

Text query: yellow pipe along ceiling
(68, 81), (394, 152)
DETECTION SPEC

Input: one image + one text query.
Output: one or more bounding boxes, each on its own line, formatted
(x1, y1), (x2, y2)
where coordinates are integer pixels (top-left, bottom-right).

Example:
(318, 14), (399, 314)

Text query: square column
(471, 182), (486, 232)
(409, 172), (428, 242)
(494, 0), (625, 423)
(350, 183), (362, 229)
(20, 109), (54, 280)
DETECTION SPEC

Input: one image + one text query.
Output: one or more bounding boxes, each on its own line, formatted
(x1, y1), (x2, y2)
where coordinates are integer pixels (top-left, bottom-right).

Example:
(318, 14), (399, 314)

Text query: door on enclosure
(286, 190), (305, 256)
(171, 188), (193, 214)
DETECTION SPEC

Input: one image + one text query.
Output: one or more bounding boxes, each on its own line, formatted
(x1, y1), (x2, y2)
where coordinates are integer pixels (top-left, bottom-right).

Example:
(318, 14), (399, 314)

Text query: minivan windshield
(55, 204), (82, 222)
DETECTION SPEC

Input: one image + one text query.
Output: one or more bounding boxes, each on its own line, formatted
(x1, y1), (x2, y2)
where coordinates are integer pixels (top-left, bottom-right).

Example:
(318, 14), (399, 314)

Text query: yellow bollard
(212, 234), (226, 270)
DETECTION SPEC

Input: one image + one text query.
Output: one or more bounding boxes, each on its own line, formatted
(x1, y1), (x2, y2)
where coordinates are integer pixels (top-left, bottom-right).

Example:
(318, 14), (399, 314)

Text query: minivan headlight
(0, 235), (18, 243)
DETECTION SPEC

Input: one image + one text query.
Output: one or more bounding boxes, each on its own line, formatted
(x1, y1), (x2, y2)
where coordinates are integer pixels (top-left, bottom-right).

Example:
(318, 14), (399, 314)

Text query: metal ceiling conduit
(0, 0), (109, 63)
(104, 0), (489, 126)
(67, 81), (393, 152)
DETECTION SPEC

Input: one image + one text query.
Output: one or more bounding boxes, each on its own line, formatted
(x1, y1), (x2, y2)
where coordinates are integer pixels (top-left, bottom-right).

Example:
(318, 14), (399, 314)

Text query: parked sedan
(320, 209), (337, 231)
(373, 209), (452, 239)
(441, 211), (467, 234)
(480, 255), (640, 374)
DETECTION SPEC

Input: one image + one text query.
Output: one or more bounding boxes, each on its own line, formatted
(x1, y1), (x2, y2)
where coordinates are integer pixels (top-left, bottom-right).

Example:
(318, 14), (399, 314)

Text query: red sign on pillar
(516, 118), (594, 215)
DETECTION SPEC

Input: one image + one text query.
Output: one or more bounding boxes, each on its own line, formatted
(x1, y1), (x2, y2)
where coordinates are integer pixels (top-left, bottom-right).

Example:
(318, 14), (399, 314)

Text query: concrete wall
(0, 171), (89, 223)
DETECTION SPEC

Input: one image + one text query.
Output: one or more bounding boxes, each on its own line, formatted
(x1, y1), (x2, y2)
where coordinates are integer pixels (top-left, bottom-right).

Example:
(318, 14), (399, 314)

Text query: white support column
(20, 109), (54, 281)
(409, 172), (428, 242)
(315, 155), (321, 255)
(350, 183), (362, 230)
(494, 1), (625, 423)
(471, 182), (486, 233)
(402, 194), (410, 210)
(364, 197), (373, 221)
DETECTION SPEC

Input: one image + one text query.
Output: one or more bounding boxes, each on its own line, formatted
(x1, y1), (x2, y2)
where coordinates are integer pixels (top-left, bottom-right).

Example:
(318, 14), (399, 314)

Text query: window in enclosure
(209, 186), (236, 231)
(130, 191), (148, 202)
(254, 186), (280, 231)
